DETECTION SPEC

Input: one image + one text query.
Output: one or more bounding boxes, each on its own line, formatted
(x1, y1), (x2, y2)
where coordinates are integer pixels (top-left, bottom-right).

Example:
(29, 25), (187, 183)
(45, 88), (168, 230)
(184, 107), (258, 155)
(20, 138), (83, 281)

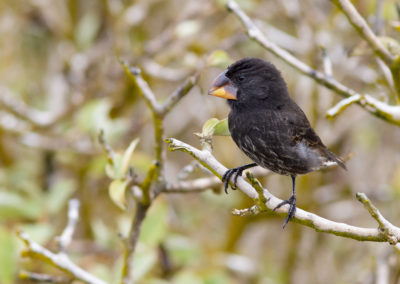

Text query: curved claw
(222, 168), (239, 194)
(221, 163), (258, 194)
(274, 195), (296, 228)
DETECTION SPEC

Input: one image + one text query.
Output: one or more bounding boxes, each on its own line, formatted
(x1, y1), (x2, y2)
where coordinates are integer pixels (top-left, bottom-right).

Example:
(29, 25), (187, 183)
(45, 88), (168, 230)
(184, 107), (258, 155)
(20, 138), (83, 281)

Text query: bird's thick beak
(208, 71), (237, 100)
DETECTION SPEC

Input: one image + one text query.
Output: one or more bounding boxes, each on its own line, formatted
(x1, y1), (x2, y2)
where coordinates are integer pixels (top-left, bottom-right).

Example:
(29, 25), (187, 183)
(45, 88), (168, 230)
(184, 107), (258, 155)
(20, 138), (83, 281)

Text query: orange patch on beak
(208, 71), (237, 100)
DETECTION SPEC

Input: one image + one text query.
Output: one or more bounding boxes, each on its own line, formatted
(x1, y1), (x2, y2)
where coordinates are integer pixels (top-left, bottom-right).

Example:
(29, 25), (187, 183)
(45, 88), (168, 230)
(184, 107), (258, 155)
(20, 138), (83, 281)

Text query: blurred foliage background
(1, 0), (400, 283)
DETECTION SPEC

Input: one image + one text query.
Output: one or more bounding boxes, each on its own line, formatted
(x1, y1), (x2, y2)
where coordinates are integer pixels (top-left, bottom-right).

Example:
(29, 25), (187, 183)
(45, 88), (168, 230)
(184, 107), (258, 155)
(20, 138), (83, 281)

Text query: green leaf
(121, 138), (140, 177)
(108, 179), (129, 210)
(0, 228), (17, 284)
(213, 118), (230, 136)
(105, 153), (123, 179)
(202, 118), (219, 137)
(198, 118), (231, 138)
(207, 50), (233, 69)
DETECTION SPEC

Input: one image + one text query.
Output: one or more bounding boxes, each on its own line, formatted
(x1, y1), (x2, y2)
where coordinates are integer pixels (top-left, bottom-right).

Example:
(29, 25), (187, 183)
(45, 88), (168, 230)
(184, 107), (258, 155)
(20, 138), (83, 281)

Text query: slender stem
(56, 199), (80, 253)
(121, 202), (150, 284)
(17, 230), (107, 284)
(331, 0), (394, 66)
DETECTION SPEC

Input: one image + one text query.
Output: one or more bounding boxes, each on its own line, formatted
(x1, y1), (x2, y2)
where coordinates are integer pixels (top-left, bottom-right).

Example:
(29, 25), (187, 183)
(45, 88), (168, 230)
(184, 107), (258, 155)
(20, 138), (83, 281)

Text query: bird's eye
(238, 75), (245, 81)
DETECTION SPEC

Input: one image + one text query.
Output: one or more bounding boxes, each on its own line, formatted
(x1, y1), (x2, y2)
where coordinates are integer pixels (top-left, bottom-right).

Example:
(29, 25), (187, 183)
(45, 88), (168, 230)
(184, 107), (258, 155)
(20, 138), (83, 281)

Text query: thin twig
(232, 205), (260, 216)
(326, 94), (361, 119)
(18, 231), (107, 284)
(121, 61), (161, 114)
(166, 137), (400, 243)
(142, 58), (190, 81)
(165, 176), (221, 193)
(165, 167), (270, 193)
(356, 193), (400, 244)
(320, 46), (333, 77)
(19, 270), (72, 283)
(331, 0), (394, 66)
(56, 199), (80, 253)
(226, 0), (400, 126)
(121, 202), (150, 284)
(98, 130), (115, 159)
(159, 72), (200, 117)
(331, 0), (400, 99)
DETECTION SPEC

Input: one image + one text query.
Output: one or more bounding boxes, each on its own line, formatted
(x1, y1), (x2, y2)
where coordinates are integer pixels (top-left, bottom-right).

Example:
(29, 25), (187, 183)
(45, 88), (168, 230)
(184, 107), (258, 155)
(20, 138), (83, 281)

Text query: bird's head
(208, 58), (290, 108)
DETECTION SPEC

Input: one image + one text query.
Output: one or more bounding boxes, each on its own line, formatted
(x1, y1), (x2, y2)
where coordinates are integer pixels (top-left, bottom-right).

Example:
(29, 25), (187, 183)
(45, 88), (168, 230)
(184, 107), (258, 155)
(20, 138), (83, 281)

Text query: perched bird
(208, 58), (346, 227)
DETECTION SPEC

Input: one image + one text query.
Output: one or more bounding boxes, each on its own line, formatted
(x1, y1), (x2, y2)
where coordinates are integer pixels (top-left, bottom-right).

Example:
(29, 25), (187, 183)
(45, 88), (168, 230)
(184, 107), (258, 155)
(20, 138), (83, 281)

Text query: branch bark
(166, 137), (400, 243)
(18, 199), (108, 284)
(331, 0), (394, 66)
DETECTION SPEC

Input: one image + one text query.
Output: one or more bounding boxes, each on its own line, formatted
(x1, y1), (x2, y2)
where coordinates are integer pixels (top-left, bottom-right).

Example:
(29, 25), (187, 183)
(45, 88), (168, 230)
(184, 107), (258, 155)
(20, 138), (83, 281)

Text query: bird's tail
(326, 150), (347, 170)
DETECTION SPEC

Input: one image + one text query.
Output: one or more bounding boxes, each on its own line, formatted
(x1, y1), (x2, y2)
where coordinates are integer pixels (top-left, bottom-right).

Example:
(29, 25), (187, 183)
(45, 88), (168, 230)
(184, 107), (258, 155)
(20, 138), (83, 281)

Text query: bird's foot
(273, 194), (296, 228)
(221, 167), (248, 194)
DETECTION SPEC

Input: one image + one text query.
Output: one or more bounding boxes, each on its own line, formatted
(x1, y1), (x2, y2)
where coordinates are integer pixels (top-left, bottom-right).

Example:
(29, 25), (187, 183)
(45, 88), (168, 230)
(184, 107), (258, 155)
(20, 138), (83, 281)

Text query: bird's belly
(232, 132), (318, 175)
(228, 111), (323, 175)
(240, 144), (312, 175)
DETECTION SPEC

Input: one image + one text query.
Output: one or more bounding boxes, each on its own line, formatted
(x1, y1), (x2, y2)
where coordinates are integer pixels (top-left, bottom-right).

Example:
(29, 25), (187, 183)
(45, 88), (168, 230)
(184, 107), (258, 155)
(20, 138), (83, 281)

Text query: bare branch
(159, 72), (200, 117)
(331, 0), (394, 66)
(18, 230), (107, 284)
(232, 205), (260, 216)
(142, 58), (190, 81)
(326, 94), (361, 119)
(166, 165), (270, 193)
(320, 46), (333, 77)
(121, 61), (161, 114)
(56, 199), (80, 253)
(356, 193), (400, 244)
(19, 270), (72, 283)
(98, 130), (115, 159)
(226, 0), (400, 126)
(166, 137), (400, 243)
(121, 202), (150, 284)
(166, 176), (221, 193)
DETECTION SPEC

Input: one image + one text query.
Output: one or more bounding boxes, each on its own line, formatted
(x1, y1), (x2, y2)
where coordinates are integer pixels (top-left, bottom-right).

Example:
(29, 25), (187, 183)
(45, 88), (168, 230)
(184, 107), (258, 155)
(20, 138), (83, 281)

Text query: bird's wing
(284, 106), (346, 170)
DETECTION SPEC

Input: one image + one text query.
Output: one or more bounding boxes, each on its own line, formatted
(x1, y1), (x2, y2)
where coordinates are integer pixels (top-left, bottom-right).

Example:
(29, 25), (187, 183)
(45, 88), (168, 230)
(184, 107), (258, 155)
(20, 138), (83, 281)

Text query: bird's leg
(222, 163), (257, 194)
(274, 175), (297, 228)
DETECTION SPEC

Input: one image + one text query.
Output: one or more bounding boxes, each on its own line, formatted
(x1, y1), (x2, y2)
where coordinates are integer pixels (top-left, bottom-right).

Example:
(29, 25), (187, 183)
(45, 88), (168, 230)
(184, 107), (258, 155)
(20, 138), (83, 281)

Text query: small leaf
(105, 153), (123, 179)
(207, 50), (233, 69)
(199, 118), (231, 138)
(121, 138), (140, 176)
(213, 118), (230, 136)
(201, 118), (219, 137)
(108, 179), (129, 210)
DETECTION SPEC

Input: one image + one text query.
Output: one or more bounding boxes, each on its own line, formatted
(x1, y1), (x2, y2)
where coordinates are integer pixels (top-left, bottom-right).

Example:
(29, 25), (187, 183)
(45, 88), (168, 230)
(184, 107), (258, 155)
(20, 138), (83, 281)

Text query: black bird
(208, 58), (346, 227)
